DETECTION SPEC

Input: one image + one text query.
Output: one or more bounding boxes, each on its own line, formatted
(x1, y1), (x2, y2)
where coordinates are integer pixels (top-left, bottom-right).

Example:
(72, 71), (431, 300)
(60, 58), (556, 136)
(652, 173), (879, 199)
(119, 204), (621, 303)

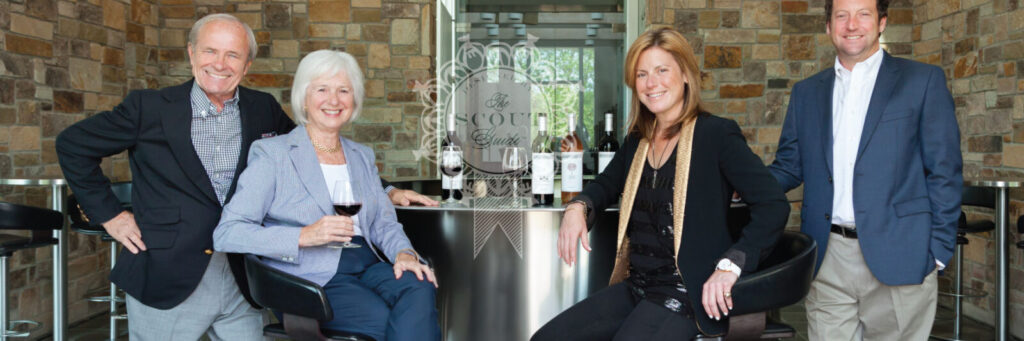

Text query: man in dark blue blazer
(768, 0), (961, 338)
(57, 14), (296, 339)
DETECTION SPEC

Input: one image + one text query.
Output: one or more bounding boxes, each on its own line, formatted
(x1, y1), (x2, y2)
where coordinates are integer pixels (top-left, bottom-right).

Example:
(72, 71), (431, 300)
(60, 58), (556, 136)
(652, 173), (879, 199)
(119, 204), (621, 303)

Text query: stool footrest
(938, 287), (988, 299)
(4, 319), (42, 337)
(87, 295), (125, 303)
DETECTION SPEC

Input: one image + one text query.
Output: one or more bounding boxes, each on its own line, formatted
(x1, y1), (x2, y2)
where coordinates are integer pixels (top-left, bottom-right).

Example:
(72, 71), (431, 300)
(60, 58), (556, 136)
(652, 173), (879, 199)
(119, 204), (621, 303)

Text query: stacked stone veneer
(0, 0), (432, 338)
(650, 0), (1024, 337)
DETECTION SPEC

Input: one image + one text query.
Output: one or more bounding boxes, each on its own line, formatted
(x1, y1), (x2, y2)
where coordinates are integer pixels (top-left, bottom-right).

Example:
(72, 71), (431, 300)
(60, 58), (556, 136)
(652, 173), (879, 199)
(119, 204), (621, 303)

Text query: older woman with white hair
(213, 50), (440, 341)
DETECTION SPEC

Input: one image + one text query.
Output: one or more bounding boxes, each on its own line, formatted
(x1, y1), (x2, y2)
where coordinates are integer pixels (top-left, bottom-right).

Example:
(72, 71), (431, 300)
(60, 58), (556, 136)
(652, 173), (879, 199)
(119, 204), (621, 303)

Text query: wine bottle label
(452, 172), (462, 190)
(561, 151), (583, 192)
(441, 174), (463, 190)
(598, 151), (615, 174)
(532, 153), (554, 194)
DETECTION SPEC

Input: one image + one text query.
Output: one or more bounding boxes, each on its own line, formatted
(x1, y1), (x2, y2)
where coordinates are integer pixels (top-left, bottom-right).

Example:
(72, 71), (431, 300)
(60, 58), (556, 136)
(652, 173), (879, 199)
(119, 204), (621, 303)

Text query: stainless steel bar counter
(392, 180), (618, 341)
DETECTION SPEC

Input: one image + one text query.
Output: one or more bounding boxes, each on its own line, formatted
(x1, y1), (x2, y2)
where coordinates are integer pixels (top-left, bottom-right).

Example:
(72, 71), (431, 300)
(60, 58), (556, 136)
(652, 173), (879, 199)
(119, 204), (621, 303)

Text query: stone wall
(650, 0), (1024, 337)
(0, 0), (432, 338)
(1, 0), (154, 337)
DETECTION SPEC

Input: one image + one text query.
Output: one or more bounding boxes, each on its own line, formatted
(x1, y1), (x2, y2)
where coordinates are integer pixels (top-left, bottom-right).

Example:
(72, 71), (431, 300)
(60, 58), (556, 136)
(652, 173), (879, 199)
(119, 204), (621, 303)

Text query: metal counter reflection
(395, 196), (618, 341)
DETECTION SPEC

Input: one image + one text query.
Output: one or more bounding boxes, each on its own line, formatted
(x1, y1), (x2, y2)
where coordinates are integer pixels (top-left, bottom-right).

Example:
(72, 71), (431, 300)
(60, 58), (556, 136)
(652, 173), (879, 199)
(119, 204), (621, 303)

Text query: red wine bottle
(597, 112), (619, 174)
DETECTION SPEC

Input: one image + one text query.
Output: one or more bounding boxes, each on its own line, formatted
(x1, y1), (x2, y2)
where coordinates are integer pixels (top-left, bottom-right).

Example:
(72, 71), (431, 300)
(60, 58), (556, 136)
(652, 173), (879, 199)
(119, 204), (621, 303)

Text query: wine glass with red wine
(330, 180), (362, 249)
(440, 145), (464, 203)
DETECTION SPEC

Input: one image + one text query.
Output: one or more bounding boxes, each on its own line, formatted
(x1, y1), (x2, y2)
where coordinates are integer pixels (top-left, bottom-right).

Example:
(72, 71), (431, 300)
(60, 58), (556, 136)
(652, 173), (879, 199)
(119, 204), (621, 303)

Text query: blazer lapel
(287, 126), (334, 216)
(340, 137), (371, 231)
(818, 71), (836, 176)
(856, 52), (901, 162)
(159, 81), (220, 205)
(226, 87), (258, 200)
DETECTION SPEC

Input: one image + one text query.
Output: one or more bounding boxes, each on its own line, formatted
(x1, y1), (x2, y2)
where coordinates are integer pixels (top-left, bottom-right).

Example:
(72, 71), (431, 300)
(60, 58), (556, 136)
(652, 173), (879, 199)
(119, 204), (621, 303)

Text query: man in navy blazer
(768, 0), (961, 338)
(57, 14), (296, 339)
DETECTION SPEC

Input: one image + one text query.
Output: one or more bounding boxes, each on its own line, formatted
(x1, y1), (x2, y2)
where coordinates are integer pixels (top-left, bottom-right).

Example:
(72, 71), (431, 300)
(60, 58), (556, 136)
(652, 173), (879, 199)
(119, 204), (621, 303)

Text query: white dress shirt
(831, 49), (884, 228)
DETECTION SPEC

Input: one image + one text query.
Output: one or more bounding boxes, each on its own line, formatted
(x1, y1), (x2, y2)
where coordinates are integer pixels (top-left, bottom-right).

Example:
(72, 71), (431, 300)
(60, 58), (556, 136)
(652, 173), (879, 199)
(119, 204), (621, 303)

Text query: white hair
(290, 50), (365, 125)
(188, 13), (258, 62)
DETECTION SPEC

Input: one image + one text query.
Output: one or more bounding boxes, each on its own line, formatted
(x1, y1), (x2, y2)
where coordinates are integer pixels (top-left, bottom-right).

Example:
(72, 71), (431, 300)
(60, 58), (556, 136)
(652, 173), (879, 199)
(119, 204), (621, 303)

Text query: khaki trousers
(806, 233), (937, 341)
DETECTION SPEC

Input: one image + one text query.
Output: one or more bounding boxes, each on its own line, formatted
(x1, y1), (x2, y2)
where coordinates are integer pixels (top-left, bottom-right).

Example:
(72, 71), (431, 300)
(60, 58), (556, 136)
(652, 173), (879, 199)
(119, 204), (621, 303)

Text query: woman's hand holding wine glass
(329, 180), (362, 248)
(299, 215), (355, 247)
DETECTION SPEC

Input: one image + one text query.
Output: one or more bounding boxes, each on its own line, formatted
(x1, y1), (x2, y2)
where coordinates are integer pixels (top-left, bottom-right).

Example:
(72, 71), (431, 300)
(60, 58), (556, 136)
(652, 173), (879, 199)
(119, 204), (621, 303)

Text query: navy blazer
(769, 52), (962, 286)
(56, 80), (296, 309)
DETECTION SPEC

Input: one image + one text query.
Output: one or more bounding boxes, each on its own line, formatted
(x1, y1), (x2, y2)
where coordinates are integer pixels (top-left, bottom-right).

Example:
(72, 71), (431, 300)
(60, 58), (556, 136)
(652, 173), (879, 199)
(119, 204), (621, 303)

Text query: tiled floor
(48, 301), (1016, 340)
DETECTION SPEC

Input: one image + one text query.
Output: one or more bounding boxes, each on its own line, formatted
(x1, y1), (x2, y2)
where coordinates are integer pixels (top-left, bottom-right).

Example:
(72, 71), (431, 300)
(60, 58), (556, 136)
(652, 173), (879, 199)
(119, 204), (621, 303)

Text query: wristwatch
(716, 258), (742, 277)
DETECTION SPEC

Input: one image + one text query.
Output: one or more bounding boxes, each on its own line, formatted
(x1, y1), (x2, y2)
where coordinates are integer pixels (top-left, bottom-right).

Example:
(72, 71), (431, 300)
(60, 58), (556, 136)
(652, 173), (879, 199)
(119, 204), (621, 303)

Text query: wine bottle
(441, 113), (463, 201)
(560, 112), (584, 202)
(532, 113), (554, 205)
(597, 112), (619, 174)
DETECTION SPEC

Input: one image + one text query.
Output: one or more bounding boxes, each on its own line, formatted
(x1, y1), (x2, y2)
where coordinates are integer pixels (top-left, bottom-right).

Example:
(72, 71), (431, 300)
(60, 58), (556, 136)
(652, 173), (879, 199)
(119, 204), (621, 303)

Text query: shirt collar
(834, 48), (884, 78)
(190, 82), (240, 118)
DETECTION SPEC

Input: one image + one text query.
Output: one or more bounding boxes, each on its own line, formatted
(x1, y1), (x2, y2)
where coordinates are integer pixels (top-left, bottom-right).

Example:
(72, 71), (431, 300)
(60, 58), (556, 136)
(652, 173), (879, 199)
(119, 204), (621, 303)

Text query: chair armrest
(729, 231), (817, 315)
(243, 254), (334, 322)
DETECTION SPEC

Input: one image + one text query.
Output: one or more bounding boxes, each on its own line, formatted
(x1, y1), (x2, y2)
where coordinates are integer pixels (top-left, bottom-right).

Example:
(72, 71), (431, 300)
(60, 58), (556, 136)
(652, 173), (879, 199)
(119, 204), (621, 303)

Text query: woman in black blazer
(532, 27), (790, 340)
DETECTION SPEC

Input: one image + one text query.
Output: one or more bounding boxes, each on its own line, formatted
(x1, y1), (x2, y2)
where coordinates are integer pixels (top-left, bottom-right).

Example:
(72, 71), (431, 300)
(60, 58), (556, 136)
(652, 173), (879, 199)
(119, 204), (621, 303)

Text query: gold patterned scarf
(608, 119), (696, 285)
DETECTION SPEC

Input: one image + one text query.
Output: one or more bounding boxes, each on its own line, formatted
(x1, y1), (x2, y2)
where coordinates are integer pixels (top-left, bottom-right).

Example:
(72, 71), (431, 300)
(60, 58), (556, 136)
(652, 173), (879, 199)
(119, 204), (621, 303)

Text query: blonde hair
(624, 26), (705, 141)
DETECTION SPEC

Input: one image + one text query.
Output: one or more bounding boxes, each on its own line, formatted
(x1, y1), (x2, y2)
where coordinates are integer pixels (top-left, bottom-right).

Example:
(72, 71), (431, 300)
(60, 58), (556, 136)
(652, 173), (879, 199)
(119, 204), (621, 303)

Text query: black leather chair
(933, 186), (995, 341)
(0, 202), (64, 338)
(695, 230), (817, 341)
(66, 182), (132, 341)
(243, 254), (375, 341)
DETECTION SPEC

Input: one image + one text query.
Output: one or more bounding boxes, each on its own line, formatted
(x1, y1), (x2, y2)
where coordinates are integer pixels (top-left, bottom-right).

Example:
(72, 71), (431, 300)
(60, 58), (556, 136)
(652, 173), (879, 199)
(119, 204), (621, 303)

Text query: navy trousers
(320, 236), (440, 341)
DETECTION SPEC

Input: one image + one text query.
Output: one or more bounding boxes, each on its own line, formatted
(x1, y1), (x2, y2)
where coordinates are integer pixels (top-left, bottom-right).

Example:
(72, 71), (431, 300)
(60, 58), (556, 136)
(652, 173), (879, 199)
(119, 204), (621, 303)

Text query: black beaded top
(625, 148), (693, 317)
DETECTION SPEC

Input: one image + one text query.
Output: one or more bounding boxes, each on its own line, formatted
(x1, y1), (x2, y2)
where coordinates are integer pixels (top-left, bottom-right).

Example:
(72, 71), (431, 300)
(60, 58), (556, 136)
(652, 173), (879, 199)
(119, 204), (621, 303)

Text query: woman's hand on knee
(393, 253), (438, 288)
(701, 271), (737, 321)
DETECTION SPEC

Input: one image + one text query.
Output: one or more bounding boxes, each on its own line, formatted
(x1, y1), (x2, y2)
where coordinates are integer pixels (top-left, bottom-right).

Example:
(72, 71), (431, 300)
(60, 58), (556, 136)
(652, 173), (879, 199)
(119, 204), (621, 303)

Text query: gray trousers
(806, 232), (937, 341)
(125, 252), (263, 340)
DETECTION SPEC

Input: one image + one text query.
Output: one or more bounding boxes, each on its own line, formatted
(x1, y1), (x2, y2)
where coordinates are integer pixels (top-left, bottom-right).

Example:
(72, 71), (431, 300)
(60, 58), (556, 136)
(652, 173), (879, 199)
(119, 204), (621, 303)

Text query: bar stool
(933, 186), (995, 341)
(66, 182), (131, 341)
(0, 202), (63, 339)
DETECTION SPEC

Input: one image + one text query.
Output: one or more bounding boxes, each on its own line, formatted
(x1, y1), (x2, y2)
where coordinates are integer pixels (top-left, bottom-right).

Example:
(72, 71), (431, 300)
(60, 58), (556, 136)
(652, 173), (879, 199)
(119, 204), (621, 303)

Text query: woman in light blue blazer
(214, 50), (440, 341)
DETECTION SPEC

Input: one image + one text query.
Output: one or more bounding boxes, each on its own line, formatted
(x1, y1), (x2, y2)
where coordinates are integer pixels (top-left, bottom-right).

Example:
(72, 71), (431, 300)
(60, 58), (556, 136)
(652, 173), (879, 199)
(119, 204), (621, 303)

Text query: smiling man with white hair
(56, 13), (295, 339)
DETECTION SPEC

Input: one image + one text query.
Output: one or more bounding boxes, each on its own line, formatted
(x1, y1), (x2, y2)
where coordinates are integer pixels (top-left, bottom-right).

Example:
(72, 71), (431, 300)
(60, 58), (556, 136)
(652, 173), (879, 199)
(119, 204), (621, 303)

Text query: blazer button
(204, 249), (213, 255)
(824, 214), (831, 221)
(828, 176), (833, 183)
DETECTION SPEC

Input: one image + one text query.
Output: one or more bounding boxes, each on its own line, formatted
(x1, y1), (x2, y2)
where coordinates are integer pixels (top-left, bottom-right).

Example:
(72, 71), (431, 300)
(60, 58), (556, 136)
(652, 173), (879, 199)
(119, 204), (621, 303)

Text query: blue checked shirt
(189, 83), (242, 205)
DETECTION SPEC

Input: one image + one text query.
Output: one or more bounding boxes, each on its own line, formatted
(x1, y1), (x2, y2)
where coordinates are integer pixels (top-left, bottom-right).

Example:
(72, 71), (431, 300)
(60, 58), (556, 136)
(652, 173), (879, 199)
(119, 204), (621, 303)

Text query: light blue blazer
(769, 51), (962, 286)
(214, 125), (416, 286)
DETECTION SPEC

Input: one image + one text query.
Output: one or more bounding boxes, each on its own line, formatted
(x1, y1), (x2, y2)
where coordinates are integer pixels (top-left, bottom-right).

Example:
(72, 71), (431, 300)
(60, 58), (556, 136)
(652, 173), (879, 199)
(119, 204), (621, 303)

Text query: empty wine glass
(502, 146), (528, 206)
(329, 180), (362, 249)
(440, 145), (464, 203)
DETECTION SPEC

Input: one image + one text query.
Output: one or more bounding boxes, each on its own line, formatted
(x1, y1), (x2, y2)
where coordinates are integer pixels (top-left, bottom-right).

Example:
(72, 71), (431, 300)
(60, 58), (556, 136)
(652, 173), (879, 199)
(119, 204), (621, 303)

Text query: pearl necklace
(310, 137), (340, 153)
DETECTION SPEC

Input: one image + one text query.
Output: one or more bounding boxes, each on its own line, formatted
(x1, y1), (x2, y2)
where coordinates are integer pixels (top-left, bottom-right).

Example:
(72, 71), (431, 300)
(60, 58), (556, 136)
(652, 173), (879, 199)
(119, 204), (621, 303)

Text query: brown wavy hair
(624, 26), (705, 142)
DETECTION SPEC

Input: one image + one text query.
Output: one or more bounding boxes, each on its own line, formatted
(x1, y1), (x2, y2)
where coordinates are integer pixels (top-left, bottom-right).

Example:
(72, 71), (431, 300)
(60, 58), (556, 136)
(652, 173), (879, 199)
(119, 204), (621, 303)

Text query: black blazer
(56, 80), (296, 309)
(576, 114), (789, 335)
